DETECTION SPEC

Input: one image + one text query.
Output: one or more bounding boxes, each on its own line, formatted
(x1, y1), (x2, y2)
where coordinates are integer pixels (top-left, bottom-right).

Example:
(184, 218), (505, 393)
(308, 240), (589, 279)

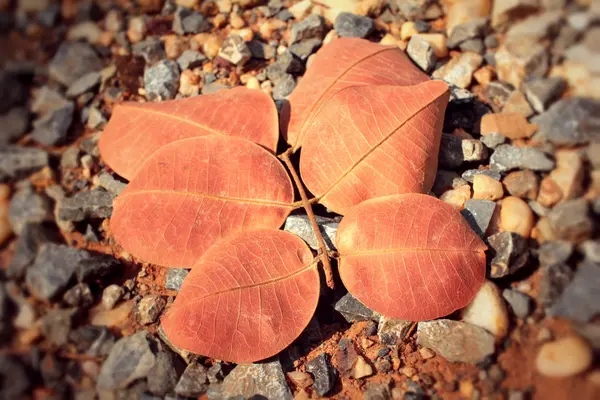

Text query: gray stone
(165, 268), (189, 291)
(432, 52), (483, 89)
(448, 84), (476, 104)
(176, 49), (207, 70)
(7, 223), (56, 280)
(157, 325), (198, 364)
(539, 263), (574, 308)
(0, 108), (29, 144)
(549, 262), (600, 322)
(97, 331), (157, 391)
(488, 232), (529, 278)
(364, 383), (392, 400)
(529, 200), (549, 217)
(334, 13), (375, 38)
(175, 362), (208, 397)
(523, 77), (566, 114)
(289, 38), (322, 61)
(63, 283), (94, 308)
(144, 60), (180, 101)
(266, 51), (304, 83)
(60, 147), (80, 168)
(290, 14), (326, 44)
(31, 101), (74, 146)
(207, 362), (227, 383)
(502, 289), (533, 318)
(173, 6), (211, 35)
(148, 347), (185, 397)
(41, 308), (78, 346)
(447, 18), (488, 48)
(57, 188), (114, 222)
(438, 134), (487, 169)
(532, 98), (600, 146)
(459, 38), (485, 54)
(461, 199), (496, 237)
(272, 73), (296, 100)
(102, 284), (125, 310)
(86, 106), (106, 129)
(490, 144), (554, 172)
(461, 170), (500, 185)
(417, 319), (495, 364)
(547, 199), (592, 243)
(377, 316), (412, 346)
(396, 0), (434, 20)
(505, 10), (563, 45)
(133, 37), (166, 65)
(66, 71), (101, 98)
(48, 41), (103, 86)
(218, 35), (252, 66)
(222, 360), (292, 400)
(581, 241), (600, 264)
(407, 35), (436, 73)
(538, 240), (574, 267)
(76, 252), (120, 282)
(96, 172), (127, 196)
(334, 292), (377, 322)
(306, 353), (335, 397)
(247, 40), (276, 60)
(8, 186), (52, 234)
(283, 214), (338, 251)
(136, 295), (166, 325)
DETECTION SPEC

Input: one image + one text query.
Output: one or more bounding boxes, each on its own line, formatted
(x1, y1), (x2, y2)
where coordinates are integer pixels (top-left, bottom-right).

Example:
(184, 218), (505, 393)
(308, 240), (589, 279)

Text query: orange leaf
(336, 194), (487, 321)
(161, 230), (320, 363)
(110, 136), (294, 268)
(280, 38), (429, 151)
(99, 87), (279, 180)
(300, 82), (449, 215)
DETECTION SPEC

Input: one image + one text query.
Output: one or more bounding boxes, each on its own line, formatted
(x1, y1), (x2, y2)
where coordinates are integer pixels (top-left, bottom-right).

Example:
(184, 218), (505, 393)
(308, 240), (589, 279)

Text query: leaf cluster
(99, 38), (486, 363)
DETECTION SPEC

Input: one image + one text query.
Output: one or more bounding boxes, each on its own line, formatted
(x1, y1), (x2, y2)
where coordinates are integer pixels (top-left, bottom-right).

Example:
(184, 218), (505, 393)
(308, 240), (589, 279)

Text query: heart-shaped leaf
(161, 229), (320, 363)
(280, 37), (429, 151)
(336, 193), (487, 321)
(111, 135), (294, 268)
(99, 87), (279, 180)
(300, 82), (449, 215)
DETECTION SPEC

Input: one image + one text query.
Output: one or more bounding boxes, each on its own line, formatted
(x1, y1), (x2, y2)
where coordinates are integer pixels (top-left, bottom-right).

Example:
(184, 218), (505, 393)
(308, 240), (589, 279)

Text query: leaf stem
(279, 149), (335, 289)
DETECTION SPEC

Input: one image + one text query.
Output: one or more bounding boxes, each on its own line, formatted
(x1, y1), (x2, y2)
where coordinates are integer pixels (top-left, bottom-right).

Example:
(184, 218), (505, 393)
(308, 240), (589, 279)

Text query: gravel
(57, 189), (114, 222)
(283, 214), (338, 251)
(490, 144), (555, 172)
(524, 77), (566, 113)
(31, 101), (74, 146)
(173, 6), (211, 35)
(407, 35), (436, 72)
(132, 37), (166, 65)
(8, 186), (52, 234)
(461, 199), (496, 237)
(165, 268), (189, 291)
(488, 232), (530, 278)
(377, 317), (412, 346)
(0, 108), (29, 145)
(502, 289), (533, 319)
(218, 35), (252, 66)
(136, 295), (166, 325)
(290, 14), (326, 44)
(176, 49), (207, 70)
(549, 262), (600, 322)
(7, 223), (57, 280)
(66, 71), (101, 98)
(175, 362), (209, 397)
(334, 293), (378, 323)
(532, 98), (600, 146)
(547, 199), (593, 243)
(221, 360), (292, 400)
(306, 353), (336, 397)
(334, 13), (375, 38)
(144, 60), (180, 101)
(147, 346), (185, 396)
(48, 41), (103, 86)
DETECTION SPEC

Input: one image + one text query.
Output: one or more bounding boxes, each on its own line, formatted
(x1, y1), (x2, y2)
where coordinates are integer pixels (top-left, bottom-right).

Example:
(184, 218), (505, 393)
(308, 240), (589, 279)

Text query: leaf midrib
(120, 103), (223, 135)
(117, 189), (294, 208)
(340, 248), (484, 257)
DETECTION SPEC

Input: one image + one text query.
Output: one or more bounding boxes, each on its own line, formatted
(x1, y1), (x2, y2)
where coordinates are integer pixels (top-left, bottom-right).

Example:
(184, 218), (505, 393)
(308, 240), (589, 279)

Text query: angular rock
(461, 199), (496, 237)
(175, 362), (208, 397)
(144, 60), (180, 101)
(221, 360), (292, 400)
(447, 18), (488, 48)
(480, 132), (506, 149)
(8, 186), (52, 234)
(97, 331), (157, 391)
(524, 77), (566, 114)
(283, 214), (338, 251)
(539, 263), (574, 308)
(266, 51), (304, 83)
(460, 280), (509, 341)
(0, 108), (29, 144)
(532, 98), (600, 146)
(407, 35), (436, 73)
(66, 71), (101, 98)
(173, 6), (211, 35)
(272, 73), (296, 100)
(334, 13), (375, 38)
(165, 268), (189, 291)
(461, 169), (501, 183)
(502, 289), (533, 318)
(289, 38), (322, 61)
(377, 316), (412, 346)
(57, 189), (113, 222)
(439, 134), (487, 169)
(417, 319), (495, 364)
(70, 325), (116, 357)
(176, 49), (207, 70)
(132, 37), (166, 65)
(102, 284), (125, 310)
(459, 38), (485, 54)
(148, 347), (185, 397)
(48, 41), (103, 86)
(432, 52), (483, 89)
(503, 170), (539, 200)
(334, 292), (377, 323)
(63, 283), (94, 308)
(247, 40), (276, 60)
(547, 199), (592, 243)
(42, 308), (79, 346)
(7, 223), (57, 280)
(491, 0), (539, 30)
(95, 172), (127, 196)
(290, 14), (326, 44)
(218, 35), (252, 66)
(503, 90), (534, 118)
(31, 101), (74, 146)
(136, 295), (166, 325)
(495, 42), (548, 89)
(538, 240), (574, 266)
(490, 144), (554, 173)
(487, 232), (529, 278)
(76, 252), (120, 282)
(306, 353), (336, 397)
(549, 262), (600, 322)
(505, 10), (563, 45)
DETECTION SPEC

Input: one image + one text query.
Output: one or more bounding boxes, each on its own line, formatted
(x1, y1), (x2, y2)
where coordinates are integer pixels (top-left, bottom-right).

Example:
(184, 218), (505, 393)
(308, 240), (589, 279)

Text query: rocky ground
(1, 0), (600, 399)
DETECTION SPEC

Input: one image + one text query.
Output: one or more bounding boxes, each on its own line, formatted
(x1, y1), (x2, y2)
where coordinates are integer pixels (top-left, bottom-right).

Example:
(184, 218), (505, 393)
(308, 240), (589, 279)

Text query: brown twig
(279, 149), (335, 289)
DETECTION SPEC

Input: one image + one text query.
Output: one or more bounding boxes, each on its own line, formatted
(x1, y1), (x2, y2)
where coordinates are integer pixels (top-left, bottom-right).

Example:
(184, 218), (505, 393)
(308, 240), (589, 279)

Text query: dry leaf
(161, 230), (320, 363)
(336, 193), (487, 321)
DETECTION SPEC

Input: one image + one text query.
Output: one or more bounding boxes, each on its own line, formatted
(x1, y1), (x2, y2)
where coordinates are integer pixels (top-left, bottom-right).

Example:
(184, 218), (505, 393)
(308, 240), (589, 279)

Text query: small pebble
(460, 280), (509, 342)
(536, 336), (593, 378)
(102, 284), (124, 310)
(500, 196), (535, 238)
(473, 174), (504, 201)
(352, 356), (373, 379)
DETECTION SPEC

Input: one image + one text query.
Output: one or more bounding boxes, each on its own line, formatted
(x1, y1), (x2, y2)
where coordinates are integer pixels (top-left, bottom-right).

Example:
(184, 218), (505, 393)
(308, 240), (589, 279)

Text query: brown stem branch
(279, 149), (335, 289)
